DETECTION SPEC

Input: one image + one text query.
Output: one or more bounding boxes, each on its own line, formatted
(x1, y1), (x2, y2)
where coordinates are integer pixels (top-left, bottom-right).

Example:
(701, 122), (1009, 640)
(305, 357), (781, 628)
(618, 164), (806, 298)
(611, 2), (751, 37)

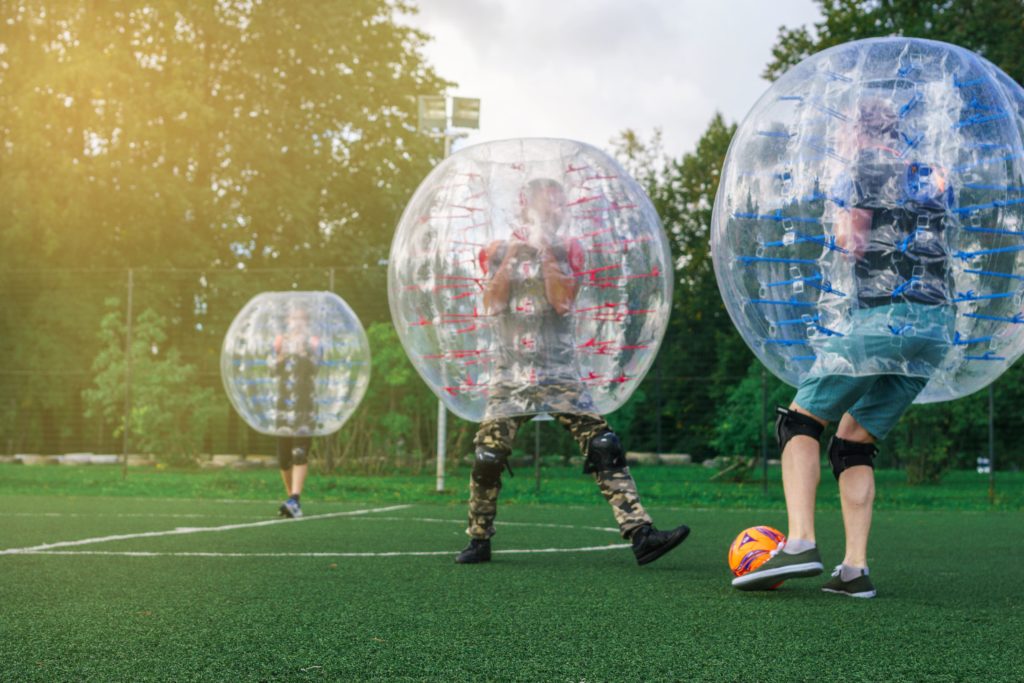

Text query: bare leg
(782, 403), (827, 544)
(279, 468), (292, 497)
(290, 464), (308, 497)
(835, 413), (876, 568)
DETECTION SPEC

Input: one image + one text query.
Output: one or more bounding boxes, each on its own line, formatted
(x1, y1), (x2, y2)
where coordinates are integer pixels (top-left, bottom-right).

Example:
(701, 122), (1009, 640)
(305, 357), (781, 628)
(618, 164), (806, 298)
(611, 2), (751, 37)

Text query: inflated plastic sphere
(712, 37), (1024, 403)
(388, 138), (672, 421)
(221, 292), (370, 436)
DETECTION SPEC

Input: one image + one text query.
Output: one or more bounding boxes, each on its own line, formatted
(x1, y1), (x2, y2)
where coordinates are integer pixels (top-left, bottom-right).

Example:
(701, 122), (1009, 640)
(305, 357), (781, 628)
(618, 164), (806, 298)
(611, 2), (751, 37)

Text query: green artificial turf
(1, 472), (1023, 681)
(0, 462), (1020, 511)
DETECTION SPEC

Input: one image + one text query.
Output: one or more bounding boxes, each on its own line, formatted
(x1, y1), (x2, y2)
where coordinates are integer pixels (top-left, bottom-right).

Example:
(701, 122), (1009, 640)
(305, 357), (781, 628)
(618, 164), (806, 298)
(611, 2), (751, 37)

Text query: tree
(84, 301), (217, 462)
(0, 1), (452, 454)
(614, 115), (750, 458)
(765, 0), (1024, 84)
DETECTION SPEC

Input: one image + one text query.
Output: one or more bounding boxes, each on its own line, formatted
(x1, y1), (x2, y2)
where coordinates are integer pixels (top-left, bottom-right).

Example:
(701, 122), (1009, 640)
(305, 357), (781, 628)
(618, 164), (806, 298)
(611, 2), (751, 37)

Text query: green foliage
(83, 299), (217, 462)
(0, 1), (451, 455)
(711, 362), (792, 458)
(613, 116), (749, 458)
(764, 0), (1024, 84)
(326, 321), (455, 473)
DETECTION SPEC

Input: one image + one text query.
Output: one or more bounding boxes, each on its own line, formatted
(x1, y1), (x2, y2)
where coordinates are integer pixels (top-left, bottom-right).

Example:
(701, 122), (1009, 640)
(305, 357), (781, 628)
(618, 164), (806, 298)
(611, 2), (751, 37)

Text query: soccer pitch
(2, 490), (1022, 681)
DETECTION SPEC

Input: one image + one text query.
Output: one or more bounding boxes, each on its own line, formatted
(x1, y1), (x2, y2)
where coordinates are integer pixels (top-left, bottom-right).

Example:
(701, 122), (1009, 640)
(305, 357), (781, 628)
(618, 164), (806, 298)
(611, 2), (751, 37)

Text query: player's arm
(481, 240), (516, 314)
(540, 239), (580, 316)
(834, 207), (872, 259)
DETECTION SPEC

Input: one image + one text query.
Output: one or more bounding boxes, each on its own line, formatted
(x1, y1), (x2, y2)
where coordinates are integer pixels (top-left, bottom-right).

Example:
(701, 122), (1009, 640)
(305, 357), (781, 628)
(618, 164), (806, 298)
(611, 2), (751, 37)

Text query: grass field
(2, 464), (1023, 681)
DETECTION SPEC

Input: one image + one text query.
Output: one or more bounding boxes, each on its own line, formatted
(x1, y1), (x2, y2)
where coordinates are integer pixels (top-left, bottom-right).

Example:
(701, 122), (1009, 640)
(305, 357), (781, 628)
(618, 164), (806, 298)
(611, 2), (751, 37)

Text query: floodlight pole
(421, 94), (480, 493)
(122, 269), (134, 481)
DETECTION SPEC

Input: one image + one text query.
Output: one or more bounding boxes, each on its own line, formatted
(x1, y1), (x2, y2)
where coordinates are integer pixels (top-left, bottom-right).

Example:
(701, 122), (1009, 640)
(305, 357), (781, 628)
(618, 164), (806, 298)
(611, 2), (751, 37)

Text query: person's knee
(828, 435), (878, 481)
(836, 413), (874, 443)
(775, 406), (825, 452)
(583, 431), (626, 474)
(471, 447), (508, 487)
(291, 444), (309, 467)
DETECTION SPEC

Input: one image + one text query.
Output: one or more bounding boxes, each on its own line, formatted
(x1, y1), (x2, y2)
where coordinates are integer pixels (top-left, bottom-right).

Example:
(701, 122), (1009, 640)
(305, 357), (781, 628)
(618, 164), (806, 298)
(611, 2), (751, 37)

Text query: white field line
(0, 504), (411, 555)
(4, 512), (618, 533)
(11, 544), (631, 558)
(9, 512), (235, 519)
(365, 516), (619, 534)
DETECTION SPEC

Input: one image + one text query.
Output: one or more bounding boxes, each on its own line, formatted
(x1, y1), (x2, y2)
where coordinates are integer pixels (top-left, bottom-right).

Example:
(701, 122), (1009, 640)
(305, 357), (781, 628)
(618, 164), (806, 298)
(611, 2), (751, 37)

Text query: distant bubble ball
(712, 37), (1024, 402)
(388, 138), (673, 421)
(220, 291), (371, 436)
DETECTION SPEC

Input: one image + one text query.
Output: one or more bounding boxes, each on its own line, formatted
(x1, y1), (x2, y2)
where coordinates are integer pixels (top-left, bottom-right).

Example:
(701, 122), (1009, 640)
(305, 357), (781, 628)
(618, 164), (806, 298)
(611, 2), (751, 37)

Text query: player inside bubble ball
(733, 99), (956, 597)
(455, 177), (690, 565)
(271, 304), (323, 519)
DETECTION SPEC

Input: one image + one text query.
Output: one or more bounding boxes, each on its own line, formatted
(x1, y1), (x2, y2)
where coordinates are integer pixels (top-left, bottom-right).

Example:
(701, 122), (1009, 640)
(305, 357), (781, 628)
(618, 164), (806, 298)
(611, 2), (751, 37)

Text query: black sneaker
(631, 524), (690, 566)
(455, 538), (491, 564)
(732, 546), (823, 590)
(822, 565), (876, 598)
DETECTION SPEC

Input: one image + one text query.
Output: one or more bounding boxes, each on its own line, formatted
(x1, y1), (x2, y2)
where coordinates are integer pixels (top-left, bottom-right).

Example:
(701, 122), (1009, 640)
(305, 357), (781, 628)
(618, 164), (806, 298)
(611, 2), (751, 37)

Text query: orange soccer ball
(728, 526), (786, 577)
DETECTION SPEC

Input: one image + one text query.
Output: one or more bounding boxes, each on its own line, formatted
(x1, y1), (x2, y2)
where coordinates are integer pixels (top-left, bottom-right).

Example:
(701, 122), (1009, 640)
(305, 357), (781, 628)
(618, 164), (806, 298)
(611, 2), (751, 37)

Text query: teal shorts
(794, 304), (952, 439)
(793, 373), (926, 440)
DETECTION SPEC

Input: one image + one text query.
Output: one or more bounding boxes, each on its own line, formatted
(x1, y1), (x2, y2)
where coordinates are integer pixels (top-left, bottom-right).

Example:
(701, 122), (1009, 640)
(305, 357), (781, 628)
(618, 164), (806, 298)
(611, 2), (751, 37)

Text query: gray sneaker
(732, 546), (824, 590)
(822, 565), (876, 598)
(280, 498), (303, 519)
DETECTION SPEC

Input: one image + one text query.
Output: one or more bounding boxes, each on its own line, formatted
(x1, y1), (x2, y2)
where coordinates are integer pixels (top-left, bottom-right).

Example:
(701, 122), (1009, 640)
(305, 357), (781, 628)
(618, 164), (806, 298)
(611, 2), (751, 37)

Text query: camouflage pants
(466, 412), (652, 540)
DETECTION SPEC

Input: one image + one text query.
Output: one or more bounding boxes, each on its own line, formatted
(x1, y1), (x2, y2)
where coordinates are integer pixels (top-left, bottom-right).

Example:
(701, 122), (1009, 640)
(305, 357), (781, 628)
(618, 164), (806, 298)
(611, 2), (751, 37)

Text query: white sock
(840, 564), (868, 582)
(782, 538), (815, 554)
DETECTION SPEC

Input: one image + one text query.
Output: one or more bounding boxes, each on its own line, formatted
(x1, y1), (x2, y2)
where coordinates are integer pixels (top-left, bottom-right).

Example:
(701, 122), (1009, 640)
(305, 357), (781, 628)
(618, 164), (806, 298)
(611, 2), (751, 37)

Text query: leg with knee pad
(583, 431), (626, 474)
(290, 437), (311, 466)
(827, 436), (878, 480)
(471, 447), (509, 487)
(775, 406), (824, 452)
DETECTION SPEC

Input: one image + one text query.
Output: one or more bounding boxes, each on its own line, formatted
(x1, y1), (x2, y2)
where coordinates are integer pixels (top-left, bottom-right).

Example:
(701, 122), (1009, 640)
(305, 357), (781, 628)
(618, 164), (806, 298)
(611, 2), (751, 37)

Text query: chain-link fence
(0, 266), (1012, 483)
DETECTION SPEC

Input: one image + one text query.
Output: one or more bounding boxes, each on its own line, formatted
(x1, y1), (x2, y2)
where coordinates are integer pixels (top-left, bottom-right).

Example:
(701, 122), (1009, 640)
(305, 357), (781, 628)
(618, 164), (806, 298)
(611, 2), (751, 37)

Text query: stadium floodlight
(451, 97), (481, 130)
(417, 95), (447, 135)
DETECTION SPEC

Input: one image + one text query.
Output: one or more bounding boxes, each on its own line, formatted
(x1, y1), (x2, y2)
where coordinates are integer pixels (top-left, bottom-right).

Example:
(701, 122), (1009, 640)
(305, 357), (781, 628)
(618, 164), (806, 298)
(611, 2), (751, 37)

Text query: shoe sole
(731, 561), (824, 590)
(635, 526), (691, 566)
(822, 587), (876, 598)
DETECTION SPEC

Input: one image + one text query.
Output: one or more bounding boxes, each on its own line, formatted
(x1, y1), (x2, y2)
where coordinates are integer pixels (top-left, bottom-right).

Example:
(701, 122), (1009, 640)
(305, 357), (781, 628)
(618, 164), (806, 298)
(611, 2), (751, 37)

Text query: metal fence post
(122, 269), (134, 480)
(988, 384), (995, 504)
(761, 364), (768, 494)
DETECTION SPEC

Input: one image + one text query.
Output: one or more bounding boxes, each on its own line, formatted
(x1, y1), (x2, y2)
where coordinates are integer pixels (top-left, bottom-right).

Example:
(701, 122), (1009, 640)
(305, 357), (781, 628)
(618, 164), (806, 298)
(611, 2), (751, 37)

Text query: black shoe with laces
(631, 523), (690, 566)
(455, 538), (492, 564)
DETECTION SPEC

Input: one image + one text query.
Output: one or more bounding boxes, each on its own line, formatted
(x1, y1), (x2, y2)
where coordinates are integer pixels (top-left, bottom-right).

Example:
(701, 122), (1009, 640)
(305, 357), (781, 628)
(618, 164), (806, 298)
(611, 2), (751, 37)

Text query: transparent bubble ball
(712, 37), (1024, 402)
(220, 291), (371, 436)
(388, 138), (673, 421)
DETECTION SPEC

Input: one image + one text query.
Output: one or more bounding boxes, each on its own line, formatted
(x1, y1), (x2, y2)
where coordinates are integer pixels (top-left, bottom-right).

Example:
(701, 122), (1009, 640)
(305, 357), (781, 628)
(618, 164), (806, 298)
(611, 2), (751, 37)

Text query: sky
(402, 0), (823, 158)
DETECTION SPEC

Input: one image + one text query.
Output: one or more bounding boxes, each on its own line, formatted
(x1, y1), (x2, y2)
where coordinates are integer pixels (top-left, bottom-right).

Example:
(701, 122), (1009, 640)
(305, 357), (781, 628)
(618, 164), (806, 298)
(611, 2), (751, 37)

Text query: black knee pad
(471, 447), (508, 487)
(583, 431), (626, 474)
(775, 406), (824, 451)
(291, 444), (309, 467)
(827, 436), (878, 480)
(278, 438), (311, 469)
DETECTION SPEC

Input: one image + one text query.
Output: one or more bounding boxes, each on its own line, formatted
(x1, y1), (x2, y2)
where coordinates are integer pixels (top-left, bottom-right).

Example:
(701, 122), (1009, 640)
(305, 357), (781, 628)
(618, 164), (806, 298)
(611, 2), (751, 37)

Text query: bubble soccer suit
(712, 38), (1024, 594)
(221, 291), (370, 516)
(388, 138), (688, 564)
(713, 37), (1024, 431)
